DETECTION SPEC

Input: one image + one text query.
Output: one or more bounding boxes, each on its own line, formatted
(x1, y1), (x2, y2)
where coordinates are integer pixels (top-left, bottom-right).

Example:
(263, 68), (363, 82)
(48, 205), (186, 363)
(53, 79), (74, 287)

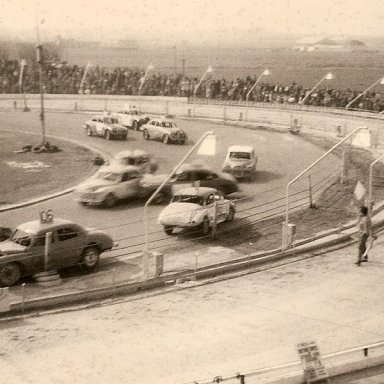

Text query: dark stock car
(0, 217), (114, 286)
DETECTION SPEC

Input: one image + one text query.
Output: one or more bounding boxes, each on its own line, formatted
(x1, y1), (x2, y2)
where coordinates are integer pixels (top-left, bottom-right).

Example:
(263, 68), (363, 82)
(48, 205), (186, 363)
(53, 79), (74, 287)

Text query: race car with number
(141, 118), (188, 144)
(83, 114), (128, 140)
(0, 216), (113, 286)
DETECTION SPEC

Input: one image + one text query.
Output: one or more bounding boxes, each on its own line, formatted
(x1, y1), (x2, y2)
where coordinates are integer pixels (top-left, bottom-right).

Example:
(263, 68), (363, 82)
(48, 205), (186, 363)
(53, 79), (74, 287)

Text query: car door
(119, 171), (142, 199)
(89, 117), (98, 134)
(24, 231), (47, 273)
(49, 225), (86, 268)
(213, 192), (228, 223)
(95, 118), (105, 136)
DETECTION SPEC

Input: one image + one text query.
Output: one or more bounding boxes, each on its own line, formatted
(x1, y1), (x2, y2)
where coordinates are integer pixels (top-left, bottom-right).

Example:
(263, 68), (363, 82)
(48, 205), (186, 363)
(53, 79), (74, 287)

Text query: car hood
(0, 240), (26, 255)
(76, 179), (115, 192)
(159, 202), (202, 219)
(111, 124), (128, 130)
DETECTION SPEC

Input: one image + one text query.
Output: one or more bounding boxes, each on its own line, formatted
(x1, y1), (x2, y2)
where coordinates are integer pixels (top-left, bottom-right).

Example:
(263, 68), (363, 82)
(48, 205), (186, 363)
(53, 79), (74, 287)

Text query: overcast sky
(0, 0), (383, 42)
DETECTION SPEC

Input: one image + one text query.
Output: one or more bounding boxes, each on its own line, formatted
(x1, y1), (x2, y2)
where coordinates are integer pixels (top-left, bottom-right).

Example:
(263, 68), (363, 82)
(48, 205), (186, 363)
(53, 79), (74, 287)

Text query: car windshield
(172, 195), (204, 205)
(96, 171), (121, 182)
(229, 152), (251, 160)
(10, 229), (32, 247)
(162, 121), (176, 128)
(104, 117), (118, 124)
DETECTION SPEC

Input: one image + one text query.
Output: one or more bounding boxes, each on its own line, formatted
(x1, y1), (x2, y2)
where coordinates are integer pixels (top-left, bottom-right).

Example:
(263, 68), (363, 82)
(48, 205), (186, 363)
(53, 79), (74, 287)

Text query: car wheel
(104, 193), (117, 208)
(143, 129), (150, 140)
(86, 126), (92, 136)
(0, 263), (21, 286)
(200, 216), (210, 235)
(105, 130), (112, 140)
(164, 225), (174, 235)
(121, 134), (127, 141)
(163, 134), (170, 144)
(226, 206), (235, 222)
(82, 247), (100, 269)
(132, 120), (138, 131)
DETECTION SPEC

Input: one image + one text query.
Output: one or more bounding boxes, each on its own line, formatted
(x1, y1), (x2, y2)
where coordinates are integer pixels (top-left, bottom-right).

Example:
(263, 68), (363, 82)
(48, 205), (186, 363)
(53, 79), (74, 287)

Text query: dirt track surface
(2, 238), (384, 384)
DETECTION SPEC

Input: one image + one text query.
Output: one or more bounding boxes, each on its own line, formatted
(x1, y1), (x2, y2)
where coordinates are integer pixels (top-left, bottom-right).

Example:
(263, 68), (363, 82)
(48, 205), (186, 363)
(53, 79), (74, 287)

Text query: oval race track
(0, 110), (337, 263)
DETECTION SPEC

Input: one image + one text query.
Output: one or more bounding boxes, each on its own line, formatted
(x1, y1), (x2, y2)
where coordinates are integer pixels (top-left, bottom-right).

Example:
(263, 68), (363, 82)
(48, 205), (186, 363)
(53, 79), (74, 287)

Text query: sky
(0, 0), (383, 43)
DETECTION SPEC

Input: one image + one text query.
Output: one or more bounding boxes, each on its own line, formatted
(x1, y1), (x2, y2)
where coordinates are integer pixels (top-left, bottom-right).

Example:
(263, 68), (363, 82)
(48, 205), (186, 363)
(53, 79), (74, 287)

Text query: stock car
(106, 149), (159, 174)
(74, 165), (170, 207)
(222, 145), (257, 180)
(115, 105), (150, 130)
(158, 187), (235, 235)
(83, 114), (128, 140)
(141, 117), (188, 144)
(0, 216), (114, 286)
(167, 163), (239, 196)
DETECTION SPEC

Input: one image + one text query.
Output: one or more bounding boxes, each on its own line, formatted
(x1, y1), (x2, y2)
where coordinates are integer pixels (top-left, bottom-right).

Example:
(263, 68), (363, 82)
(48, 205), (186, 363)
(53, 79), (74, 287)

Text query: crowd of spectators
(1, 58), (384, 112)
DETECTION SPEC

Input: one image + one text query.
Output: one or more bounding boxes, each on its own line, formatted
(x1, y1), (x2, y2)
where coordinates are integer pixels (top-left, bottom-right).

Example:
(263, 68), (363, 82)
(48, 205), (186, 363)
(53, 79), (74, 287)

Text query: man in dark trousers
(356, 206), (371, 266)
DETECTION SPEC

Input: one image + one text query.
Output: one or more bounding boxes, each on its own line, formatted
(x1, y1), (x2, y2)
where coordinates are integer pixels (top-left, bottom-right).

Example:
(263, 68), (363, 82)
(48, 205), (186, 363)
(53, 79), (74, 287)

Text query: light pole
(35, 8), (46, 147)
(193, 66), (213, 99)
(245, 69), (270, 121)
(138, 63), (154, 96)
(345, 77), (384, 110)
(19, 59), (29, 111)
(79, 61), (92, 94)
(142, 131), (215, 279)
(300, 72), (334, 105)
(368, 154), (384, 221)
(245, 69), (271, 104)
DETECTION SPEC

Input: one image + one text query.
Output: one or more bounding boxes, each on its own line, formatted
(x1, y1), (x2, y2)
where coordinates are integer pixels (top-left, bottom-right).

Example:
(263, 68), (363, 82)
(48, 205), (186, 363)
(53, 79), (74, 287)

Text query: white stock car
(83, 114), (128, 140)
(74, 165), (169, 207)
(116, 105), (150, 131)
(141, 118), (188, 144)
(158, 187), (235, 235)
(222, 145), (257, 181)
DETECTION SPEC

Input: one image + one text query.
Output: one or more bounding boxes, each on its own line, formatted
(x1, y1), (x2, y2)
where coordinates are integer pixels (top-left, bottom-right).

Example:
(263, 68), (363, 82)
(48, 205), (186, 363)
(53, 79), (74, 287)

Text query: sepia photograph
(1, 0), (384, 383)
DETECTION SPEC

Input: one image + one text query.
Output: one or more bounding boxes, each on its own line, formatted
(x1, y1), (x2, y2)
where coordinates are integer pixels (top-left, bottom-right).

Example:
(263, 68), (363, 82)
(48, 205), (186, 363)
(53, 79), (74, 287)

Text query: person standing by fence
(356, 206), (371, 266)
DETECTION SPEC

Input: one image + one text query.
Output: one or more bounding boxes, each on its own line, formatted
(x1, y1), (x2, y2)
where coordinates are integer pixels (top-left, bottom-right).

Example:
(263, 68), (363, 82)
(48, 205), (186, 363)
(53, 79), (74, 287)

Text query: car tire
(104, 193), (117, 208)
(200, 216), (210, 235)
(143, 129), (150, 140)
(105, 130), (112, 140)
(164, 225), (174, 235)
(81, 246), (100, 269)
(0, 263), (21, 286)
(132, 120), (138, 131)
(121, 134), (127, 141)
(163, 134), (170, 144)
(86, 126), (92, 136)
(226, 206), (235, 222)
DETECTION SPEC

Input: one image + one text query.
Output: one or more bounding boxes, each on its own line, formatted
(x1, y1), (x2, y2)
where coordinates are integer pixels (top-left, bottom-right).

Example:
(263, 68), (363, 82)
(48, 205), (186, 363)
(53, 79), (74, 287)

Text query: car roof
(17, 218), (76, 234)
(174, 187), (218, 197)
(228, 145), (254, 153)
(99, 164), (142, 173)
(175, 163), (213, 173)
(114, 149), (149, 159)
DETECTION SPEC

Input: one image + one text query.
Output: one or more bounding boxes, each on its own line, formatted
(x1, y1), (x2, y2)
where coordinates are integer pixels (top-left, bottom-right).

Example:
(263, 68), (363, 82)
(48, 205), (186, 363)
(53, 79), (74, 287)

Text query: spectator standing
(355, 206), (371, 266)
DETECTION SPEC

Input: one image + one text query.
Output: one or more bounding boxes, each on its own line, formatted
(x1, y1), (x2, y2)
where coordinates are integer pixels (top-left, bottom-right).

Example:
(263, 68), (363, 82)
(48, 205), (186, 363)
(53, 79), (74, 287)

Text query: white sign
(197, 134), (216, 156)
